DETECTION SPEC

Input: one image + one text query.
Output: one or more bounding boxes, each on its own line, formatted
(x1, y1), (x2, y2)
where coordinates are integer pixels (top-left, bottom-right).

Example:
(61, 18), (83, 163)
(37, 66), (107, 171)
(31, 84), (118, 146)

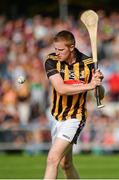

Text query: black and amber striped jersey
(45, 48), (94, 121)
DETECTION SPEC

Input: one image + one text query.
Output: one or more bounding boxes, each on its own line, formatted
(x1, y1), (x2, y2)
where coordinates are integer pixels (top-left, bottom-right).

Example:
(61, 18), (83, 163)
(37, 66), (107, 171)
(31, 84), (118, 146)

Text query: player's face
(54, 41), (73, 62)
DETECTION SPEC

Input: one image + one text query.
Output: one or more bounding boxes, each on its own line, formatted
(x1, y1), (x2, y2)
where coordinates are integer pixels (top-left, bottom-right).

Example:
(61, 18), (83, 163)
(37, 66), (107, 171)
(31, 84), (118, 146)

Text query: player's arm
(45, 57), (102, 96)
(49, 73), (101, 95)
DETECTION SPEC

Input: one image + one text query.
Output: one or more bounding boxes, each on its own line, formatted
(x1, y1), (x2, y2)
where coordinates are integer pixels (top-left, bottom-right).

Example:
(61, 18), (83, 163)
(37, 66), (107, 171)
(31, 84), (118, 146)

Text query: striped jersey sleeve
(45, 58), (59, 78)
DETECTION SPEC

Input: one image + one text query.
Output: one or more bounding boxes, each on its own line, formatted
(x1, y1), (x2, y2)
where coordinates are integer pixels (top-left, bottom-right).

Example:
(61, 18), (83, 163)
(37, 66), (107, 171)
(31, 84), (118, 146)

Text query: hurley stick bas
(81, 10), (104, 108)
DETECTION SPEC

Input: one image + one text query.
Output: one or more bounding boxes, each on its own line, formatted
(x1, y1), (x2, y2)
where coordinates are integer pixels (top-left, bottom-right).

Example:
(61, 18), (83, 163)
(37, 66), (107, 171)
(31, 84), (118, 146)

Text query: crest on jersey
(69, 70), (75, 79)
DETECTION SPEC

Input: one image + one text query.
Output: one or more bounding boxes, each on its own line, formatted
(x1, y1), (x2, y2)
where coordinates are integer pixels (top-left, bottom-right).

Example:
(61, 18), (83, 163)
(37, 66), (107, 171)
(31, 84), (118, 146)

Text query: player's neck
(66, 51), (76, 65)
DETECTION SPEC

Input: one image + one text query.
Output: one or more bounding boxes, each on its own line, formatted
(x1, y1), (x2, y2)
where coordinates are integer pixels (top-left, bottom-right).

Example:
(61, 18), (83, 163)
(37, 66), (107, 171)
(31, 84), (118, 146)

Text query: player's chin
(59, 58), (65, 62)
(58, 56), (66, 60)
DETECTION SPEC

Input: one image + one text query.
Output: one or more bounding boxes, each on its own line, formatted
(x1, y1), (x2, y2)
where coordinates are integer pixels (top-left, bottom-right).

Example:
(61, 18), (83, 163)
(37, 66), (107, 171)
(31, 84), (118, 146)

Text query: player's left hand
(93, 69), (104, 81)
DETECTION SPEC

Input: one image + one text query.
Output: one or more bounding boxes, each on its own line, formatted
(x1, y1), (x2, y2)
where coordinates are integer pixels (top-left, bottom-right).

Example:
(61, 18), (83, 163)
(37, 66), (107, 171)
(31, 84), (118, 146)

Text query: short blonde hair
(54, 30), (75, 47)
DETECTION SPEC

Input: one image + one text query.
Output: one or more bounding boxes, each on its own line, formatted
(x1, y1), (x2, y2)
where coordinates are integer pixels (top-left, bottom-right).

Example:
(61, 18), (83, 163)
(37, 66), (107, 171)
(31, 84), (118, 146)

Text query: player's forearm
(57, 83), (95, 95)
(49, 73), (100, 95)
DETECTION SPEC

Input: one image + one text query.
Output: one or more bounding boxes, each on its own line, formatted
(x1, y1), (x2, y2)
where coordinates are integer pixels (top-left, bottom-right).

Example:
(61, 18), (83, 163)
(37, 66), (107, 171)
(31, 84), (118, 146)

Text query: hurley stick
(81, 10), (104, 108)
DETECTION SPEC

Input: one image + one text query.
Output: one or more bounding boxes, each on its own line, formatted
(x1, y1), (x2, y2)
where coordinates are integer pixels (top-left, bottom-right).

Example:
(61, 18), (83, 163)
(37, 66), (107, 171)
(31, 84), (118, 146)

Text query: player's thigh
(48, 137), (71, 163)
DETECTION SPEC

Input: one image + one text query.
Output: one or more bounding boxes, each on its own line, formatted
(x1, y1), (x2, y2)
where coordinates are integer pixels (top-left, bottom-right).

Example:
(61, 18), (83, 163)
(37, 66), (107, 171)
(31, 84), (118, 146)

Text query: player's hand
(93, 69), (104, 81)
(91, 78), (102, 88)
(90, 71), (102, 89)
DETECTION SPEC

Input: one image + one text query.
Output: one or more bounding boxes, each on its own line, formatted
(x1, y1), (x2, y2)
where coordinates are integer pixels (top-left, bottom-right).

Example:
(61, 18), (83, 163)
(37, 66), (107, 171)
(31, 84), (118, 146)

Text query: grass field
(0, 153), (119, 179)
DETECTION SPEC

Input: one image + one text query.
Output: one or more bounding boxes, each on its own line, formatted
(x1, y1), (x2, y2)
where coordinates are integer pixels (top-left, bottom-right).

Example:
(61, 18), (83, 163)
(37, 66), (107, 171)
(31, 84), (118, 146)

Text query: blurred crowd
(0, 10), (119, 153)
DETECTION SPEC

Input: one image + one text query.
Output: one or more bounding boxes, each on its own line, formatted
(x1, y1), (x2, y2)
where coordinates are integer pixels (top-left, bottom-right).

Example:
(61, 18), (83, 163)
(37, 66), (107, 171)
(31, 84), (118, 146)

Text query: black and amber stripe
(45, 50), (94, 121)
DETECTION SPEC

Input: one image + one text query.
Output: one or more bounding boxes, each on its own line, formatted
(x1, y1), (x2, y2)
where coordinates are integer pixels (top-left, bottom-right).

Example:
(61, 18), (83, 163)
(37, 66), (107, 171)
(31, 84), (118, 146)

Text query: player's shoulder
(46, 53), (57, 61)
(83, 56), (94, 69)
(79, 52), (93, 64)
(45, 53), (58, 66)
(45, 53), (58, 70)
(75, 48), (93, 64)
(83, 56), (93, 65)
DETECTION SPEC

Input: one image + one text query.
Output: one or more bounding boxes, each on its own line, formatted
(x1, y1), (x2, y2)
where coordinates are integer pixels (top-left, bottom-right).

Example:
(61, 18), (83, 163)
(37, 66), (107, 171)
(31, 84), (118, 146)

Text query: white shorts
(51, 118), (86, 144)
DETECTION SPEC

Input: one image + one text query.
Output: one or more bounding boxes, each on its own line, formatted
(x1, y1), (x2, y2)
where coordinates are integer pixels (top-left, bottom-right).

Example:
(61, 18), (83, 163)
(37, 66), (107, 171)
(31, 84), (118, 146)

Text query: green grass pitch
(0, 153), (119, 179)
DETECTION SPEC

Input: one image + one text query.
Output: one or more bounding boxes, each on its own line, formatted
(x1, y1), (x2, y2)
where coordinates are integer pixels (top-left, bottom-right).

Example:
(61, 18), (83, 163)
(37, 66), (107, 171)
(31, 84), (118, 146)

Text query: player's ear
(70, 45), (75, 52)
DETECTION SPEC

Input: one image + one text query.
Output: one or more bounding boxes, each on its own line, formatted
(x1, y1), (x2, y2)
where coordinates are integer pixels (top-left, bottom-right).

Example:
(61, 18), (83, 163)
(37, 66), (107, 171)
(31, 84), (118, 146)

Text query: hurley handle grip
(94, 63), (104, 108)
